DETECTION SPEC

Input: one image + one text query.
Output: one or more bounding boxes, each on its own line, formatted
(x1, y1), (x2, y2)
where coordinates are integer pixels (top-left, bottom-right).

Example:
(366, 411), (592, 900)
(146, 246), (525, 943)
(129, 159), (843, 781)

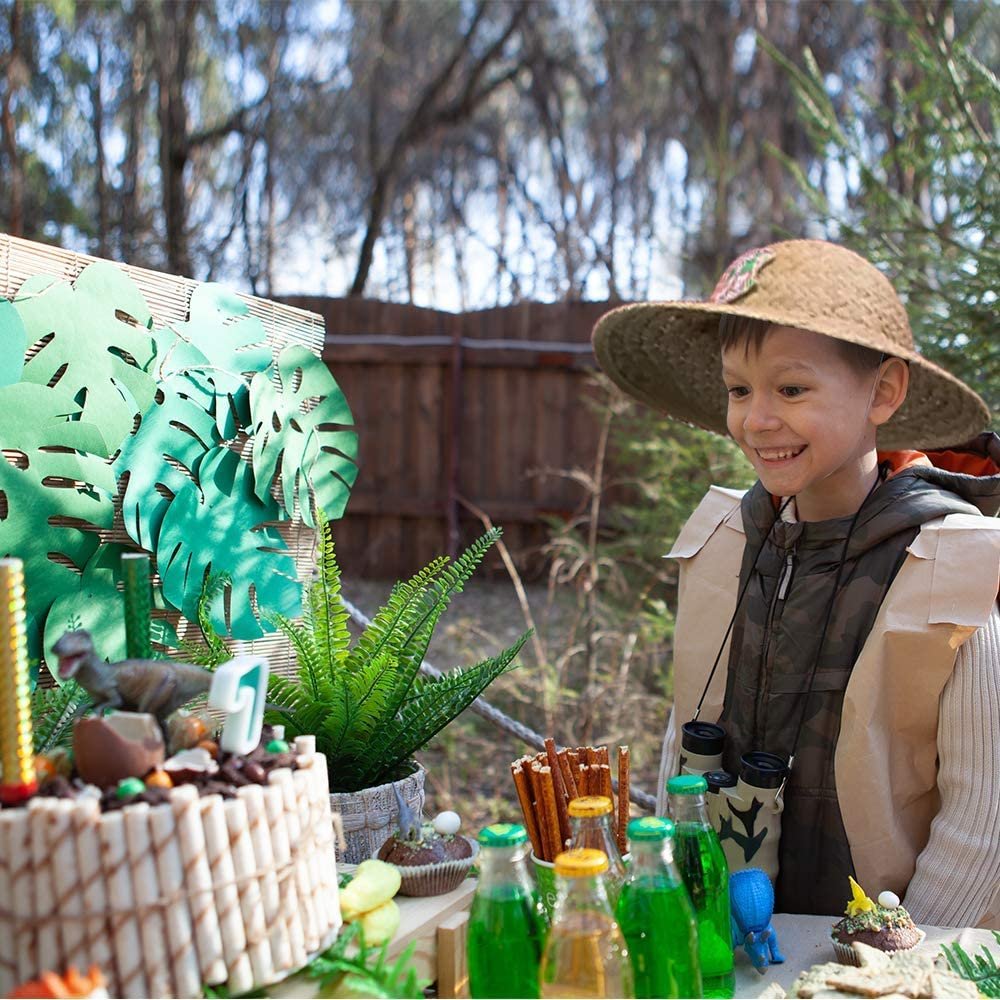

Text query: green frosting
(840, 903), (914, 935)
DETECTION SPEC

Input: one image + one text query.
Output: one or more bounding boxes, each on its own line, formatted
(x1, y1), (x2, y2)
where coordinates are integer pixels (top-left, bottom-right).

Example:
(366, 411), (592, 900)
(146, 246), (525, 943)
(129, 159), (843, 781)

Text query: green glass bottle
(617, 817), (703, 999)
(668, 775), (735, 999)
(468, 823), (547, 999)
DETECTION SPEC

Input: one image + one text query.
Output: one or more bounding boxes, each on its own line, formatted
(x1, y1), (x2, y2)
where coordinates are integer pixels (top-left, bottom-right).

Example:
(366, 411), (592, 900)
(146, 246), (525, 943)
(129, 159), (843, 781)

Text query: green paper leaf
(0, 300), (27, 387)
(44, 544), (130, 667)
(14, 263), (158, 454)
(249, 345), (359, 525)
(156, 447), (301, 638)
(152, 283), (270, 439)
(0, 382), (116, 663)
(153, 282), (271, 378)
(115, 371), (224, 552)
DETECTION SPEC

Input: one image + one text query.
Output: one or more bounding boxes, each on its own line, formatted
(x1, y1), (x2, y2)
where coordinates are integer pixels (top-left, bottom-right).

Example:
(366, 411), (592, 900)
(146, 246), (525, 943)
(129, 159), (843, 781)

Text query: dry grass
(342, 578), (669, 837)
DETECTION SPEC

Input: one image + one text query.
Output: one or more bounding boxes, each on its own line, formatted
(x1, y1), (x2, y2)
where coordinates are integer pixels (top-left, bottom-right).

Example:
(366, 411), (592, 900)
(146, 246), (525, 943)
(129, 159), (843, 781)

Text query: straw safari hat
(591, 240), (989, 450)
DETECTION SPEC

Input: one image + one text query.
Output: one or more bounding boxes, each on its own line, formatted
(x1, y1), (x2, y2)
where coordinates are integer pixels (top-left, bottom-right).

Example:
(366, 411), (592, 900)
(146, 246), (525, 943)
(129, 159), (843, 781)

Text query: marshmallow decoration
(209, 657), (270, 754)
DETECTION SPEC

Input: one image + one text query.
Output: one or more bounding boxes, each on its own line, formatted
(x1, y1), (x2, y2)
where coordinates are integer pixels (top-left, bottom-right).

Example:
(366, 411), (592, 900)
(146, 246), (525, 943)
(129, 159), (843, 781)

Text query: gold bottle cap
(554, 848), (609, 877)
(568, 795), (613, 817)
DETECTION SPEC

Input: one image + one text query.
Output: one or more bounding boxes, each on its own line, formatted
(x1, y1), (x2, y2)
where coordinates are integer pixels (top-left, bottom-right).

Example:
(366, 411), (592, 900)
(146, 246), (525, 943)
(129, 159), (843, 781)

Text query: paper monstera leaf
(0, 300), (27, 387)
(151, 283), (271, 438)
(156, 447), (301, 637)
(250, 344), (359, 526)
(115, 371), (227, 552)
(0, 381), (116, 663)
(44, 544), (179, 669)
(14, 264), (158, 454)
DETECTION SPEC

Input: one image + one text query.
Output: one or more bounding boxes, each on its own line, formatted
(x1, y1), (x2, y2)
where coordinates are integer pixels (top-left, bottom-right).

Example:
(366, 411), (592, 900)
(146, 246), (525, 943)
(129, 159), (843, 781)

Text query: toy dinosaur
(52, 629), (214, 729)
(730, 868), (785, 973)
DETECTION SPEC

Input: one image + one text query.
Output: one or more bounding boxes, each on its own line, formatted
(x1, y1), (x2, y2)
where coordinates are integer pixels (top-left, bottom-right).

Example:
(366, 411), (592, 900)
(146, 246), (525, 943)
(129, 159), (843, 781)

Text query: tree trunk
(92, 28), (109, 257)
(1, 0), (25, 237)
(121, 8), (148, 263)
(148, 0), (199, 277)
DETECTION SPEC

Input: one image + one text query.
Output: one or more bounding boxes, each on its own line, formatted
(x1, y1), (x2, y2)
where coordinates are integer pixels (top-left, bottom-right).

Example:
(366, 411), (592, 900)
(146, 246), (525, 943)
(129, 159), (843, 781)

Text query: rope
(339, 595), (657, 812)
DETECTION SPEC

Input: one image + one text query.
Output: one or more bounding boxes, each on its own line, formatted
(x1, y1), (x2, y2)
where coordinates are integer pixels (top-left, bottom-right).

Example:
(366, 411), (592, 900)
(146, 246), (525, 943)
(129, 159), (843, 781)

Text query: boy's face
(722, 326), (881, 520)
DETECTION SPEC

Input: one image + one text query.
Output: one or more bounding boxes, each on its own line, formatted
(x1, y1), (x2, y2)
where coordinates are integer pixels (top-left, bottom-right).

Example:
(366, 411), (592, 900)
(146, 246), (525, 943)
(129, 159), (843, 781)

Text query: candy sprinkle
(116, 776), (146, 799)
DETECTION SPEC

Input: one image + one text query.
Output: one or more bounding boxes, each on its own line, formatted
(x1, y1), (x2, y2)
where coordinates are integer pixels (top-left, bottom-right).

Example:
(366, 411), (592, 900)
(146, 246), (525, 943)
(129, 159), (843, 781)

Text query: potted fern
(262, 515), (530, 863)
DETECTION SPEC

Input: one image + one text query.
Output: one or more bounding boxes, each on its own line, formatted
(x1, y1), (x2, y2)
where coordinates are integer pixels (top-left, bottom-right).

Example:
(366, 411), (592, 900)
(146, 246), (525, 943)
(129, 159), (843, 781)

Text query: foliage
(262, 515), (531, 792)
(764, 0), (999, 412)
(0, 260), (358, 671)
(531, 376), (753, 744)
(301, 922), (428, 1000)
(941, 932), (1000, 998)
(31, 679), (91, 754)
(2, 0), (934, 305)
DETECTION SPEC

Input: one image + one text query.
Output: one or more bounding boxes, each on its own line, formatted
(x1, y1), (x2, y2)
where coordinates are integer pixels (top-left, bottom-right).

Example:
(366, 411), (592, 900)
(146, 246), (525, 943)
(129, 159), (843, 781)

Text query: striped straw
(122, 553), (152, 660)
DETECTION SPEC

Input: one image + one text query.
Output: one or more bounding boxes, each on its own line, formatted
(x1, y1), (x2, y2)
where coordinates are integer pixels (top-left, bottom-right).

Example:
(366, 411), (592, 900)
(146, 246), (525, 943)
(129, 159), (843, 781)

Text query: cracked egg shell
(73, 712), (165, 789)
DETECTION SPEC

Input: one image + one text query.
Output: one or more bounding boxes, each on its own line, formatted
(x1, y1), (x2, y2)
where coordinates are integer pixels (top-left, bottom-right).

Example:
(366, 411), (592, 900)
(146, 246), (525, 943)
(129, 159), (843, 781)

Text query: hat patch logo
(710, 247), (775, 304)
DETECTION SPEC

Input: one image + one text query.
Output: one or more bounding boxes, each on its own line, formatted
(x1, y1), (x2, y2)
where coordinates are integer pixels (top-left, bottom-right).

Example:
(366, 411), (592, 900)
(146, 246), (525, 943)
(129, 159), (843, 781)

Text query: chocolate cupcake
(377, 810), (477, 896)
(831, 878), (924, 965)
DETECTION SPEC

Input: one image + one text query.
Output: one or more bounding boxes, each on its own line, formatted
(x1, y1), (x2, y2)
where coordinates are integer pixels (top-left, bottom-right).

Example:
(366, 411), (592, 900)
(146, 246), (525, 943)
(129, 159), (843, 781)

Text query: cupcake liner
(387, 837), (479, 897)
(830, 927), (926, 966)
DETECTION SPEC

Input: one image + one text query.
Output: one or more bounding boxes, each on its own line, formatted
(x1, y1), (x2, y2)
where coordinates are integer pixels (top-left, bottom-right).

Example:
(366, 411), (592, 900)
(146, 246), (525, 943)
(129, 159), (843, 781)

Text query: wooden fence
(280, 295), (616, 581)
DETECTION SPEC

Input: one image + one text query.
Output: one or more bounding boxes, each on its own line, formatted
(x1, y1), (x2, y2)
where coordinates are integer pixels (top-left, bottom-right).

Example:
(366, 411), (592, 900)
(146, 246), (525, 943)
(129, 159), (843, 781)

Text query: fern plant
(263, 513), (531, 792)
(941, 932), (1000, 998)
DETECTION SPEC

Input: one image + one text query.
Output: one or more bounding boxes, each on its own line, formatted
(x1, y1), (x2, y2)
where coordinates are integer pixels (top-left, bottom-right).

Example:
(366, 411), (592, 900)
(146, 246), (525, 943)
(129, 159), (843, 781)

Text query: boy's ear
(870, 357), (909, 427)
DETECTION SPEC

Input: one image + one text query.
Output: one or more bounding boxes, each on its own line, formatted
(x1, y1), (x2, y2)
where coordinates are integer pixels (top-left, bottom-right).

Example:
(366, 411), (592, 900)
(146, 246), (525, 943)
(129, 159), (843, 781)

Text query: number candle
(208, 656), (270, 755)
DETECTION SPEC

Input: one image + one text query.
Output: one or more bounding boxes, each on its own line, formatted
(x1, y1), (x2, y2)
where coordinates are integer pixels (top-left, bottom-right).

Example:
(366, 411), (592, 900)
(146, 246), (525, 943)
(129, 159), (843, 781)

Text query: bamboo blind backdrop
(0, 233), (326, 680)
(283, 295), (613, 581)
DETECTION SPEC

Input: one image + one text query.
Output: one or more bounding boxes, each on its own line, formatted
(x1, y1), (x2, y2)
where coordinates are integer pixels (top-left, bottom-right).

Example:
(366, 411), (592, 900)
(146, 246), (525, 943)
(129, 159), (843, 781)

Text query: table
(735, 913), (998, 996)
(271, 879), (476, 999)
(273, 891), (998, 999)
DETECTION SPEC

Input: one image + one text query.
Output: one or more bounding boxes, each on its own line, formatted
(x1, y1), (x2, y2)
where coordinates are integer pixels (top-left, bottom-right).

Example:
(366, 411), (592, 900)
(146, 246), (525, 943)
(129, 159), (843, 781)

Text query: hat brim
(592, 300), (990, 451)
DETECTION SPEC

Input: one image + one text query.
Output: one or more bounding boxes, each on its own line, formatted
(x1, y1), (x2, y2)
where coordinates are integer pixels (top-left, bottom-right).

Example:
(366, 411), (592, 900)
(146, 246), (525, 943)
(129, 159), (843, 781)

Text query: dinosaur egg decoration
(433, 811), (462, 836)
(878, 890), (901, 909)
(73, 711), (165, 788)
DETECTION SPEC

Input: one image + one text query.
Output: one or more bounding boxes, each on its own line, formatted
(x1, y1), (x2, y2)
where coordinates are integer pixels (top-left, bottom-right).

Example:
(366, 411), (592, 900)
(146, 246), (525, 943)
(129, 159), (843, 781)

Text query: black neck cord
(691, 493), (795, 722)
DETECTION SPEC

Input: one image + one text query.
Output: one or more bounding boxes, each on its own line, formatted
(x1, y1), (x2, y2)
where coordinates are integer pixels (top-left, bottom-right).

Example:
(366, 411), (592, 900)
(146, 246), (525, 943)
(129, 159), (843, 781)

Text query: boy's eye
(726, 386), (750, 399)
(780, 385), (806, 398)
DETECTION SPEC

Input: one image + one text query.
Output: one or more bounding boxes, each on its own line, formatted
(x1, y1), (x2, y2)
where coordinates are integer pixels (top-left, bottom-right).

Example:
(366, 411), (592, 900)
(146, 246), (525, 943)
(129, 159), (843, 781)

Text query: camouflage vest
(718, 472), (979, 915)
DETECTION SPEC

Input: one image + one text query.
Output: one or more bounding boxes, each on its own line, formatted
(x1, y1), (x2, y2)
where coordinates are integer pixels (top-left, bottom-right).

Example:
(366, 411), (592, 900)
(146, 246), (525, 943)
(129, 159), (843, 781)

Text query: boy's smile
(722, 326), (894, 521)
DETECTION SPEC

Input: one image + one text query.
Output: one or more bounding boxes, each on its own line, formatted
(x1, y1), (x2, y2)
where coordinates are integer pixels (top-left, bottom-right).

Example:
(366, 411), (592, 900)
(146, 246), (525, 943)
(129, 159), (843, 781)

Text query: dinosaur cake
(0, 633), (342, 999)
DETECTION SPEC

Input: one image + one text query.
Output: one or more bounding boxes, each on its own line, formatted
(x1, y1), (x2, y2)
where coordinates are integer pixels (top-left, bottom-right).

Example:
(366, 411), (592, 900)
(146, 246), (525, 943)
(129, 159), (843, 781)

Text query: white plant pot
(329, 763), (426, 864)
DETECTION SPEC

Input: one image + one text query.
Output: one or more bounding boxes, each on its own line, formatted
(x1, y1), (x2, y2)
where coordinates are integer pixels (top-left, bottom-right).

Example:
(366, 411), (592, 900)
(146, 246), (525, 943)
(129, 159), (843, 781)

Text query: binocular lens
(740, 751), (789, 789)
(680, 721), (726, 756)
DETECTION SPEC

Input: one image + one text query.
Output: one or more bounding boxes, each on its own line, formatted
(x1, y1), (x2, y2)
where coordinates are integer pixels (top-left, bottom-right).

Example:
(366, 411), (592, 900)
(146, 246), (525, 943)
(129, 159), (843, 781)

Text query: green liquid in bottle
(674, 822), (735, 999)
(469, 884), (545, 998)
(617, 877), (702, 999)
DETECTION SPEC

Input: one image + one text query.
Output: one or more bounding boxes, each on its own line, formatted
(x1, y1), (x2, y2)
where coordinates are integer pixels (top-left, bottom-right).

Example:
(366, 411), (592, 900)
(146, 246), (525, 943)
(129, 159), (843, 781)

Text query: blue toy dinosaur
(730, 868), (785, 973)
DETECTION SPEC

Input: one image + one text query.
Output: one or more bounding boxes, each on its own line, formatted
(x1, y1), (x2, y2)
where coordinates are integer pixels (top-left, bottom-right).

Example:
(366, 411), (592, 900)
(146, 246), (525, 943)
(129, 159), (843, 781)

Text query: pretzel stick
(536, 766), (563, 861)
(598, 763), (614, 804)
(597, 746), (610, 767)
(511, 763), (543, 858)
(528, 764), (554, 861)
(585, 747), (600, 766)
(617, 746), (631, 856)
(557, 750), (579, 800)
(544, 739), (572, 845)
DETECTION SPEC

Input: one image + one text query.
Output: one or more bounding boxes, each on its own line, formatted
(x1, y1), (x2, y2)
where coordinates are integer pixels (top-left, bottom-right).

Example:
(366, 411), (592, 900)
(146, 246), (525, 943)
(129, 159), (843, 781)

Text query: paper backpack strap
(907, 514), (1000, 630)
(666, 486), (746, 560)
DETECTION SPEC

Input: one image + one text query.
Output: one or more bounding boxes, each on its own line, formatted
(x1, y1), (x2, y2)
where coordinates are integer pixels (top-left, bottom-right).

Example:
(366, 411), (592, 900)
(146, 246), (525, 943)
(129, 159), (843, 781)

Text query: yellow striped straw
(0, 558), (37, 804)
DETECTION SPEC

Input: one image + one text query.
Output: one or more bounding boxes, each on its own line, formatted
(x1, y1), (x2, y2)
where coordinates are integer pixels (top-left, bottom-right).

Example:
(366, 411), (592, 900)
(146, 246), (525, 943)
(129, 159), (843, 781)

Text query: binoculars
(680, 721), (789, 882)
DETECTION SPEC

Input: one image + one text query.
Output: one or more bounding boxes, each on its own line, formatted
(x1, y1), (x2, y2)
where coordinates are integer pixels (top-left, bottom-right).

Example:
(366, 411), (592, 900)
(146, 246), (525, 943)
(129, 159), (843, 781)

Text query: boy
(592, 240), (1000, 927)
